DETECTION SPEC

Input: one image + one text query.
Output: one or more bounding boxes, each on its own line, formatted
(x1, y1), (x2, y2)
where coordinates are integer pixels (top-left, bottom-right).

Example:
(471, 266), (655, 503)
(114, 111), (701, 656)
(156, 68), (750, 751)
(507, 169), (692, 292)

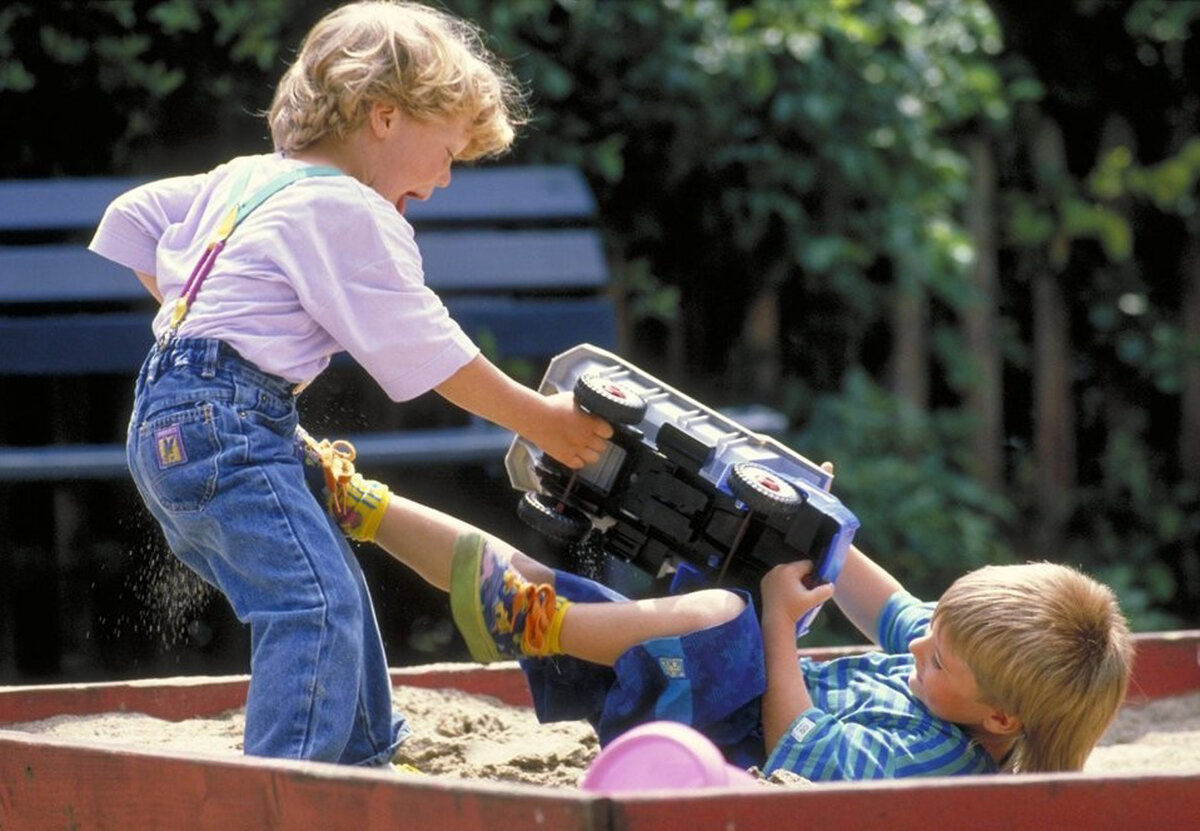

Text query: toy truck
(505, 344), (859, 635)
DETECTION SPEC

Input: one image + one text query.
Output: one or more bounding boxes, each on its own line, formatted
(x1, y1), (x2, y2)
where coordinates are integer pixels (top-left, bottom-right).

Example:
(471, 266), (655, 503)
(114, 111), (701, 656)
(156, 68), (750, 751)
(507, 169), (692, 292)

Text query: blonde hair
(933, 562), (1133, 773)
(268, 1), (527, 160)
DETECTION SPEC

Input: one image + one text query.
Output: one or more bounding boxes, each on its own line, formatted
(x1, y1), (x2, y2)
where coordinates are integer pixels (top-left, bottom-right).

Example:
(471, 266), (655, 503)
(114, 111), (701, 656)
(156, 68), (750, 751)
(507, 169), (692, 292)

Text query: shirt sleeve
(88, 174), (206, 276)
(877, 590), (936, 654)
(307, 250), (478, 401)
(265, 179), (478, 401)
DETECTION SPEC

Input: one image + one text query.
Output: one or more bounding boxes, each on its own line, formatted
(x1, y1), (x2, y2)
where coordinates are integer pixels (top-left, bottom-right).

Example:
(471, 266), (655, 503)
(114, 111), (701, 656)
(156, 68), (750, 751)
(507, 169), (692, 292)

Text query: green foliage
(1061, 413), (1193, 632)
(444, 0), (1036, 392)
(989, 1), (1199, 632)
(0, 0), (296, 175)
(618, 259), (681, 326)
(1090, 137), (1200, 217)
(1125, 0), (1200, 75)
(1019, 1), (1200, 629)
(792, 370), (1015, 601)
(0, 5), (35, 93)
(1061, 197), (1133, 261)
(1087, 269), (1195, 397)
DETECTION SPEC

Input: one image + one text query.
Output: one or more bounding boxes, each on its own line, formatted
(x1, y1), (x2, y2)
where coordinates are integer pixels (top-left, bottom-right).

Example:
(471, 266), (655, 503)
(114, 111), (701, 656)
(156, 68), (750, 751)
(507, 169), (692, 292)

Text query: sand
(2, 684), (598, 787)
(1085, 690), (1200, 774)
(5, 686), (1200, 786)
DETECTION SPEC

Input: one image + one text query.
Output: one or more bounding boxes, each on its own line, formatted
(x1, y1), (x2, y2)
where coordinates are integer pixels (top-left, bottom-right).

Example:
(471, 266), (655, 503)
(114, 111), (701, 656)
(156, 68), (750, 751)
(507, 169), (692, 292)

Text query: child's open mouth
(396, 190), (428, 215)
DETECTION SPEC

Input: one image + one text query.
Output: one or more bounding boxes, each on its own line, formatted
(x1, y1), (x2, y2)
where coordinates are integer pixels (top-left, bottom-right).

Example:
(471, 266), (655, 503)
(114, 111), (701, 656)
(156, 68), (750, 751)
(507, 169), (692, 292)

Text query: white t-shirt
(88, 153), (478, 401)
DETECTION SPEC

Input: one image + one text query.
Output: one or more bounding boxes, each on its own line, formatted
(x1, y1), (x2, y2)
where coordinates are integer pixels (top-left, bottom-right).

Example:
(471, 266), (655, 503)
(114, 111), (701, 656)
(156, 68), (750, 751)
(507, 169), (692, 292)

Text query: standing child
(305, 460), (1135, 779)
(88, 0), (611, 766)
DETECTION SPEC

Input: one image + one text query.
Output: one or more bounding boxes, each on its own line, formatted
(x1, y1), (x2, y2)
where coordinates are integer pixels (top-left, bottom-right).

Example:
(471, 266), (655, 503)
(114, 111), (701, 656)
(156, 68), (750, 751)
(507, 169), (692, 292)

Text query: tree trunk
(1031, 118), (1076, 544)
(1033, 267), (1075, 491)
(1182, 236), (1200, 482)
(891, 258), (929, 412)
(742, 283), (781, 399)
(962, 135), (1004, 491)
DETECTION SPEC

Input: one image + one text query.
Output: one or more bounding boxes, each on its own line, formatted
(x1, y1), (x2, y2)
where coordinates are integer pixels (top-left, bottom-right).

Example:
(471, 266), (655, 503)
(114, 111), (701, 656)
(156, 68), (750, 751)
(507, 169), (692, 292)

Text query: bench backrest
(0, 165), (616, 375)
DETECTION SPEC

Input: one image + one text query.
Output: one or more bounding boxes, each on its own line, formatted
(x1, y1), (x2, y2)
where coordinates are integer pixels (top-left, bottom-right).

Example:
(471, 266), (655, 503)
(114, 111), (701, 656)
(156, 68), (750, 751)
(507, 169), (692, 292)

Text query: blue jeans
(127, 338), (408, 765)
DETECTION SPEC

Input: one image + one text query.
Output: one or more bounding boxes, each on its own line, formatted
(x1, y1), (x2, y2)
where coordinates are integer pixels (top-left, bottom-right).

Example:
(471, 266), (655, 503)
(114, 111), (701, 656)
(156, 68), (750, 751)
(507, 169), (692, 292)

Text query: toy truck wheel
(729, 462), (803, 519)
(517, 492), (592, 542)
(575, 374), (647, 425)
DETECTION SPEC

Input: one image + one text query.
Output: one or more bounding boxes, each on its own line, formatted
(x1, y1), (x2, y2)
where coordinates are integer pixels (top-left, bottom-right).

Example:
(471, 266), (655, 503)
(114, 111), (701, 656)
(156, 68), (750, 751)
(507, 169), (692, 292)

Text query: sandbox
(2, 634), (1198, 831)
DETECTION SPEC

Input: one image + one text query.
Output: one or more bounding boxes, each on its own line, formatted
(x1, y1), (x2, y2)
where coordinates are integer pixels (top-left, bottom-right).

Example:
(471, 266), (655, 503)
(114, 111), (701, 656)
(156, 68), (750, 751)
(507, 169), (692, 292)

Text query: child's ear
(982, 708), (1022, 736)
(369, 101), (398, 137)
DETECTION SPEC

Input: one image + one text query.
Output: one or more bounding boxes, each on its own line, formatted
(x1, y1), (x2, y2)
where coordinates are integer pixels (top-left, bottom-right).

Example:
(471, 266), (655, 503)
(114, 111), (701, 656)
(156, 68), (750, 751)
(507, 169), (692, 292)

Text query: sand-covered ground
(1084, 690), (1200, 774)
(5, 684), (1200, 786)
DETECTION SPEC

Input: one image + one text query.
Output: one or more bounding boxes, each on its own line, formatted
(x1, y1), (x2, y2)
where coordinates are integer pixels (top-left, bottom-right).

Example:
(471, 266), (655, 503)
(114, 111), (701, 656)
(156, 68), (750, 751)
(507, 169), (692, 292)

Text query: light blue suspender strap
(228, 165), (343, 235)
(161, 164), (343, 343)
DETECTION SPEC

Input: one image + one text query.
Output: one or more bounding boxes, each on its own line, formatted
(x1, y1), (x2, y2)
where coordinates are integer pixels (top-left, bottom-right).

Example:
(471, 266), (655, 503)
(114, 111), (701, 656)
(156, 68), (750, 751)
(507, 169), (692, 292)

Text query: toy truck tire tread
(729, 462), (803, 519)
(574, 374), (648, 425)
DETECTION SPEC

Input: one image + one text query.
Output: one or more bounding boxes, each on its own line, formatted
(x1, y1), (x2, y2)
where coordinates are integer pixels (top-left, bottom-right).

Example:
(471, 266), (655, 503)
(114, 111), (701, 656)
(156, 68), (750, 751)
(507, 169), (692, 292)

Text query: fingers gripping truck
(505, 344), (860, 636)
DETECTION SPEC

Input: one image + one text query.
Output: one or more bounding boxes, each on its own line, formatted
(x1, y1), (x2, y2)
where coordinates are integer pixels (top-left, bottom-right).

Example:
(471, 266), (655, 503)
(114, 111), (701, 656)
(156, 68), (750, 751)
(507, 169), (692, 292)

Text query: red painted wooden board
(1, 631), (1198, 831)
(0, 732), (602, 831)
(609, 771), (1200, 831)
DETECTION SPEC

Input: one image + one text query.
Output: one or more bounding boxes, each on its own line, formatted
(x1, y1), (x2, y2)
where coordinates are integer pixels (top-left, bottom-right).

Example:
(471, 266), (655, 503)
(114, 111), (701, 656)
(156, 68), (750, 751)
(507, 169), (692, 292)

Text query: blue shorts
(520, 570), (767, 769)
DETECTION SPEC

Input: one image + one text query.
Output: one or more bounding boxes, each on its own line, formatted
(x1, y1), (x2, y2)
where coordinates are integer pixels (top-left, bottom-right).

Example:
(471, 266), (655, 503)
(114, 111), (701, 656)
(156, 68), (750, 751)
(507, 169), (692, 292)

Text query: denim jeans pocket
(237, 387), (297, 437)
(136, 402), (221, 513)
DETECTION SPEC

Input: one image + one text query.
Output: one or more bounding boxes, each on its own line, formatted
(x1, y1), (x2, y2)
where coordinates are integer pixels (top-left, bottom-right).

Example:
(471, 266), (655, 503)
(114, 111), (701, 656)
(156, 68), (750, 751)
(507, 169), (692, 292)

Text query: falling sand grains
(125, 542), (216, 647)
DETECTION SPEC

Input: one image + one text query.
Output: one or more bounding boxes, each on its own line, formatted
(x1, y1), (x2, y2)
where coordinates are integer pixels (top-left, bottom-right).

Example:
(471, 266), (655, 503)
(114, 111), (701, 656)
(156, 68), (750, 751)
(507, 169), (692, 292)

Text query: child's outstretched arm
(435, 353), (612, 468)
(831, 544), (904, 646)
(759, 560), (836, 750)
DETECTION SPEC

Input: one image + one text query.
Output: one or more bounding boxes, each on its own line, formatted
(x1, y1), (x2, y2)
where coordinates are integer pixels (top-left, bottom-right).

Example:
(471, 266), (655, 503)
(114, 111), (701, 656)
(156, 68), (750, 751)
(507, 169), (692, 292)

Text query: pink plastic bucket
(580, 721), (758, 793)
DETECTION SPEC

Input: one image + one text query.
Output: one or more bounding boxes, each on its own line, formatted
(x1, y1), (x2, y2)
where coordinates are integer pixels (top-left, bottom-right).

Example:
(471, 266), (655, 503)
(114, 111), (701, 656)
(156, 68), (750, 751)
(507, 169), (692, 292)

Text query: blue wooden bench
(0, 165), (619, 481)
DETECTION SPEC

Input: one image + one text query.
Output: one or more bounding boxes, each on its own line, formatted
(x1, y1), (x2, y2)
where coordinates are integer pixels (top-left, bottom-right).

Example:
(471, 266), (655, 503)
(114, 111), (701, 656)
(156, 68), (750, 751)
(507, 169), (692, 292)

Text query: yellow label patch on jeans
(155, 423), (188, 468)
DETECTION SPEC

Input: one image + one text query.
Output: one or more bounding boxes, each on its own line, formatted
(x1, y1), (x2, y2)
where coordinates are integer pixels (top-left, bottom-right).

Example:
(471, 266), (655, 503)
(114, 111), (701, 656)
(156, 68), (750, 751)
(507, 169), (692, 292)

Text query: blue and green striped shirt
(763, 591), (997, 781)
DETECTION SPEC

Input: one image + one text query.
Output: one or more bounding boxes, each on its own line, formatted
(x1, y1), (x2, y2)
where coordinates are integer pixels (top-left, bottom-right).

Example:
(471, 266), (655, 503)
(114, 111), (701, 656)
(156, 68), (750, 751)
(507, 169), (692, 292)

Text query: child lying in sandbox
(296, 436), (1134, 781)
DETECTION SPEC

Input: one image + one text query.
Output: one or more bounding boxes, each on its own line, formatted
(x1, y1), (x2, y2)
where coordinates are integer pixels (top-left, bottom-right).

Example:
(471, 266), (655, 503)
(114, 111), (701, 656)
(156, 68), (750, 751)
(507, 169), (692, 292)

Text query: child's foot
(450, 532), (569, 663)
(296, 427), (391, 542)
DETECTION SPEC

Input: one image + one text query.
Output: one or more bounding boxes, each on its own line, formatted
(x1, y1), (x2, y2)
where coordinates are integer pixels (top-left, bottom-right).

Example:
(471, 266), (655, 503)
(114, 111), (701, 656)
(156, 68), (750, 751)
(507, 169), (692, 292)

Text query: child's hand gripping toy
(505, 344), (859, 636)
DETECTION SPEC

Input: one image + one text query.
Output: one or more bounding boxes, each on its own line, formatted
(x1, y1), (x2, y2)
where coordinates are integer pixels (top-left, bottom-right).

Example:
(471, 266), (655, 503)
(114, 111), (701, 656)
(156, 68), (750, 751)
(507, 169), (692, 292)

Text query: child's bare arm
(815, 460), (903, 645)
(135, 270), (163, 302)
(435, 353), (612, 469)
(760, 561), (836, 749)
(832, 544), (904, 646)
